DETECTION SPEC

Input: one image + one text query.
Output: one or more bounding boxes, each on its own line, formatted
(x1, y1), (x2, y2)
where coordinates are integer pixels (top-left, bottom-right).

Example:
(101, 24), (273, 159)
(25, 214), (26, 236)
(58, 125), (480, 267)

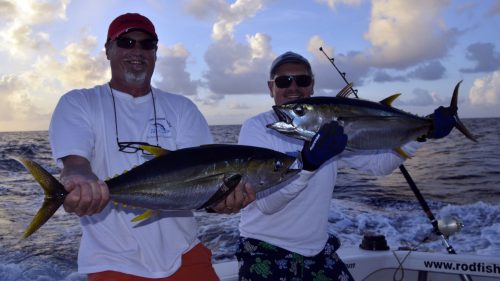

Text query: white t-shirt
(238, 110), (420, 256)
(49, 84), (213, 278)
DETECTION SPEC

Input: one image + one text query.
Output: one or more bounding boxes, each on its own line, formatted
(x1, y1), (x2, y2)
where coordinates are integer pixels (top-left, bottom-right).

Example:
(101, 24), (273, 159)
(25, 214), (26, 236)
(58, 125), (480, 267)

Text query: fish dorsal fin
(139, 145), (170, 157)
(336, 83), (354, 98)
(131, 209), (155, 222)
(379, 93), (401, 107)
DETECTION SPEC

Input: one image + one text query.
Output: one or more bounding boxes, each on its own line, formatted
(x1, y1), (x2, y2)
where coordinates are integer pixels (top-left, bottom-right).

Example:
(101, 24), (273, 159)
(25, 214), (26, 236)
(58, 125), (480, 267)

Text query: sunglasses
(272, 75), (312, 88)
(117, 141), (161, 155)
(115, 37), (158, 50)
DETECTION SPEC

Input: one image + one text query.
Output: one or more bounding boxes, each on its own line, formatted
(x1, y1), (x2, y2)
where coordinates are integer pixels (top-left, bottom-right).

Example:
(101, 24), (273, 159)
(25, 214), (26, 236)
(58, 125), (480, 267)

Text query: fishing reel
(437, 216), (464, 237)
(422, 216), (464, 243)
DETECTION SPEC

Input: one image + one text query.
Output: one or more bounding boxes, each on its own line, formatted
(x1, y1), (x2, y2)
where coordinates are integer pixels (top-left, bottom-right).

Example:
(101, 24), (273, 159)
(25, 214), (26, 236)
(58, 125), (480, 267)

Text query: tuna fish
(267, 81), (476, 153)
(14, 144), (299, 239)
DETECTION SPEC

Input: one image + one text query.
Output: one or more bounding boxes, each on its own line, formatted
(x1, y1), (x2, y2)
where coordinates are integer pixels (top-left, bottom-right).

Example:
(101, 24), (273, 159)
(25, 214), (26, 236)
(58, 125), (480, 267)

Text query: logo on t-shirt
(148, 118), (172, 138)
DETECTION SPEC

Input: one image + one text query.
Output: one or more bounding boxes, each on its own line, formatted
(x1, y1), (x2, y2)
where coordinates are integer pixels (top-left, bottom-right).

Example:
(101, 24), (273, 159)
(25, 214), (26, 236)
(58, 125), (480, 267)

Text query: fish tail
(12, 157), (68, 240)
(449, 81), (478, 142)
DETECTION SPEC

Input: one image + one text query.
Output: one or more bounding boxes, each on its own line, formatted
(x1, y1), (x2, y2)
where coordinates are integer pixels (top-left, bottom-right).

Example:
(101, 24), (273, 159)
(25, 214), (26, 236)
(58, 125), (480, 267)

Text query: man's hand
(60, 155), (109, 216)
(60, 175), (109, 216)
(210, 181), (256, 214)
(427, 106), (456, 139)
(302, 121), (347, 171)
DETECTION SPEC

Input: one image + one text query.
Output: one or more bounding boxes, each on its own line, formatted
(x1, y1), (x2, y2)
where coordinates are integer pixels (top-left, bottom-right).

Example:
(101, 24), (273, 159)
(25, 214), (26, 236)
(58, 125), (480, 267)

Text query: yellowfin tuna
(267, 81), (476, 155)
(14, 144), (300, 239)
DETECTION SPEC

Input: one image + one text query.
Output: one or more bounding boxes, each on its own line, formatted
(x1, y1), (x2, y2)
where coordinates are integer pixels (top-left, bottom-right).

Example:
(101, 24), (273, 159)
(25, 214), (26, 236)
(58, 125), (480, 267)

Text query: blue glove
(428, 106), (456, 139)
(301, 121), (348, 171)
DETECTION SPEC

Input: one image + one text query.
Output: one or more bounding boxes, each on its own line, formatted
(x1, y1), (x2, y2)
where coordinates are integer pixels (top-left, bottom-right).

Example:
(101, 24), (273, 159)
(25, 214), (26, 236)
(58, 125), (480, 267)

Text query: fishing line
(319, 47), (473, 281)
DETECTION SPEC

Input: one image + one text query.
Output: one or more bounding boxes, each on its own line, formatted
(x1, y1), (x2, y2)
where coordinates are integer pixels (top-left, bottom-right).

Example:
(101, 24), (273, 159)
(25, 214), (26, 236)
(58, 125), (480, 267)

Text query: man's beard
(123, 70), (147, 84)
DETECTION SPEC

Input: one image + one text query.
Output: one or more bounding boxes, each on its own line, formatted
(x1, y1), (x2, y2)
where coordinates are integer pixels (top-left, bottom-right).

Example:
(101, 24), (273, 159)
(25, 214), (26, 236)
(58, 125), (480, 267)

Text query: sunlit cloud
(469, 71), (500, 106)
(363, 0), (457, 69)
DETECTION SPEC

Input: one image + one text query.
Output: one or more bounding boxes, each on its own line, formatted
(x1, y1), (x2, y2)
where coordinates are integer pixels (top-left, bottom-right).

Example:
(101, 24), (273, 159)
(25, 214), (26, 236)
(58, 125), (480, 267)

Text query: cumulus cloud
(204, 33), (272, 95)
(468, 71), (500, 106)
(373, 70), (407, 83)
(209, 0), (265, 41)
(408, 61), (446, 80)
(307, 35), (370, 92)
(186, 0), (271, 97)
(395, 88), (442, 107)
(363, 0), (458, 69)
(0, 0), (68, 59)
(184, 0), (226, 21)
(0, 0), (108, 131)
(460, 42), (500, 73)
(154, 43), (200, 96)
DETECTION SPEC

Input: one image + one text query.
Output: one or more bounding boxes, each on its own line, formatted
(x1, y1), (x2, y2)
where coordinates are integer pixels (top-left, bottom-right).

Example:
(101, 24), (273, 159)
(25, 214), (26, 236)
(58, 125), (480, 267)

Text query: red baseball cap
(107, 13), (158, 41)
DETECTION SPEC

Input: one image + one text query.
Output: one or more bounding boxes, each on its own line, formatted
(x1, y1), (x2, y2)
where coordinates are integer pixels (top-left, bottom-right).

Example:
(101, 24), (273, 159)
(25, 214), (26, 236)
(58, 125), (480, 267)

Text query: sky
(0, 0), (499, 132)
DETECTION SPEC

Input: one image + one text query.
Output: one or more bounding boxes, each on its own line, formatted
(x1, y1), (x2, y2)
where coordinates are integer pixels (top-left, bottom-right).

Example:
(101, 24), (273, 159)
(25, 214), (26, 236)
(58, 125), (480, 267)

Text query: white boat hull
(214, 247), (500, 281)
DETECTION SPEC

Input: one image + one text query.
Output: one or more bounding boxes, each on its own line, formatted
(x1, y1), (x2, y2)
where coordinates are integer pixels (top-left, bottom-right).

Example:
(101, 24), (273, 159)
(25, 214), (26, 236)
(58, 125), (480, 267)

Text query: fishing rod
(319, 47), (473, 281)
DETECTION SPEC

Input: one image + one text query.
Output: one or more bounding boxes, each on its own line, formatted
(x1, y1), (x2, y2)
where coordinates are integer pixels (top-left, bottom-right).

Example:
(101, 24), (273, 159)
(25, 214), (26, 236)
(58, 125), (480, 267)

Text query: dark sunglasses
(272, 75), (312, 88)
(115, 37), (158, 50)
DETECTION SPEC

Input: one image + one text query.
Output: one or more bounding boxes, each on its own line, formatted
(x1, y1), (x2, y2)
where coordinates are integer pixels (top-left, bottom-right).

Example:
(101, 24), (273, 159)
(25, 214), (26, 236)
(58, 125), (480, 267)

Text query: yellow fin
(379, 93), (401, 107)
(394, 147), (411, 159)
(140, 145), (170, 157)
(131, 210), (155, 222)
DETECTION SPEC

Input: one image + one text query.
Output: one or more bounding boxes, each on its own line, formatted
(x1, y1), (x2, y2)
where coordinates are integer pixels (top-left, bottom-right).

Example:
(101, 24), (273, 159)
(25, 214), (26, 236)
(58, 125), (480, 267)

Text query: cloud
(204, 33), (272, 95)
(228, 102), (250, 110)
(184, 0), (226, 21)
(0, 72), (51, 130)
(0, 0), (68, 59)
(373, 70), (407, 83)
(468, 71), (500, 106)
(363, 0), (458, 69)
(395, 88), (442, 107)
(0, 1), (84, 132)
(188, 0), (271, 97)
(154, 43), (200, 96)
(54, 36), (109, 89)
(460, 42), (500, 73)
(315, 0), (362, 10)
(210, 0), (265, 41)
(307, 35), (370, 91)
(193, 91), (224, 106)
(408, 61), (446, 80)
(487, 1), (500, 17)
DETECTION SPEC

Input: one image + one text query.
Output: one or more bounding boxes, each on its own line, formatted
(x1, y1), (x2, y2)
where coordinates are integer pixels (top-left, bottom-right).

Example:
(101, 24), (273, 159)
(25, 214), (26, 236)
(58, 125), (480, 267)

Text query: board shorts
(236, 235), (354, 281)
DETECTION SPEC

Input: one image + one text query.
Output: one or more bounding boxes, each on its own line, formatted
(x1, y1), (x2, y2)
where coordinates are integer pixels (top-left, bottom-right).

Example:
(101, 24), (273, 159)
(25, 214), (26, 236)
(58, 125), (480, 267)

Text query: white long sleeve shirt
(238, 110), (420, 256)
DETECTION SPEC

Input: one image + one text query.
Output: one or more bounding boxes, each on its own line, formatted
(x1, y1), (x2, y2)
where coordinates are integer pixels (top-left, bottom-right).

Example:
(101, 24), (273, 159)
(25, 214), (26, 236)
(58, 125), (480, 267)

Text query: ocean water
(0, 118), (499, 280)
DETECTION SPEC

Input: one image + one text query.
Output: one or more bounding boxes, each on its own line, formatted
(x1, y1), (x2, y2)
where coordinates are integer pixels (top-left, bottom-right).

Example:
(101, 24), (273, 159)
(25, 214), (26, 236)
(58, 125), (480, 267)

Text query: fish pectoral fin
(379, 93), (401, 107)
(131, 209), (155, 222)
(394, 147), (411, 159)
(199, 173), (242, 210)
(139, 145), (170, 157)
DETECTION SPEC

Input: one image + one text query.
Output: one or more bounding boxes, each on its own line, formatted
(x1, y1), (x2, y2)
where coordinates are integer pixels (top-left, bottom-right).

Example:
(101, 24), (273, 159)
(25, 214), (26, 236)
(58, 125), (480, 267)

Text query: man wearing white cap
(236, 51), (456, 280)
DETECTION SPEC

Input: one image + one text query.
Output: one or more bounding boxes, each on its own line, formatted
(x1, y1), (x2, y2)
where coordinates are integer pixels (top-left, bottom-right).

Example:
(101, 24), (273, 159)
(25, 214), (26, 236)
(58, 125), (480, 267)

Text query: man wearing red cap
(49, 13), (254, 281)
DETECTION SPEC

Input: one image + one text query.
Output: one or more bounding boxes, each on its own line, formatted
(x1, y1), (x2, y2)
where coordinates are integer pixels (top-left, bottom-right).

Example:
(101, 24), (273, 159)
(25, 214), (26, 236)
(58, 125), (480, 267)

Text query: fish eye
(274, 160), (283, 171)
(293, 105), (305, 116)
